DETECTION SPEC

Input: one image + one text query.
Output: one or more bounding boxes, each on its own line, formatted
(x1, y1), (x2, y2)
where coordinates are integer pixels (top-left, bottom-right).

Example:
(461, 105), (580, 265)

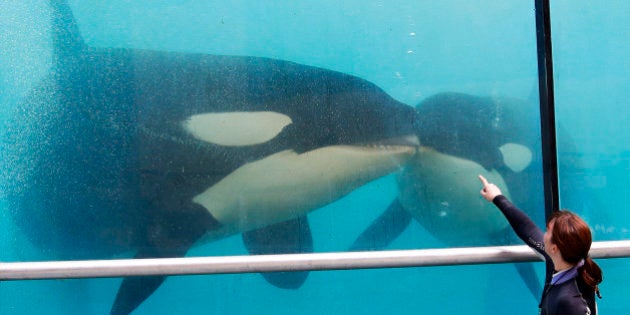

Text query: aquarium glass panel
(0, 1), (579, 314)
(552, 0), (630, 240)
(551, 1), (630, 312)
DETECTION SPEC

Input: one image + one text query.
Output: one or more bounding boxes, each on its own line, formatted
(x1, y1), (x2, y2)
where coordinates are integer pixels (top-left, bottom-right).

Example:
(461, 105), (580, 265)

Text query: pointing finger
(478, 174), (489, 186)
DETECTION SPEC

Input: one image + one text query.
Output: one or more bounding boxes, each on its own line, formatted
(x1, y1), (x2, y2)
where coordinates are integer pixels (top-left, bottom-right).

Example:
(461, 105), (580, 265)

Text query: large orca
(2, 1), (420, 314)
(350, 92), (543, 298)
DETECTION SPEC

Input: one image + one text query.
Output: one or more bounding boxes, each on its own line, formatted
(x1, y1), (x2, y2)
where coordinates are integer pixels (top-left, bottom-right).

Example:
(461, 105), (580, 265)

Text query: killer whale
(3, 1), (420, 314)
(351, 92), (543, 298)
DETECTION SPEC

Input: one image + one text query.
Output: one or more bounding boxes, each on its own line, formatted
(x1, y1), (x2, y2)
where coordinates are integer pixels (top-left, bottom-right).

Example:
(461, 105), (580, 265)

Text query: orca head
(413, 92), (536, 174)
(275, 77), (421, 154)
(397, 92), (541, 245)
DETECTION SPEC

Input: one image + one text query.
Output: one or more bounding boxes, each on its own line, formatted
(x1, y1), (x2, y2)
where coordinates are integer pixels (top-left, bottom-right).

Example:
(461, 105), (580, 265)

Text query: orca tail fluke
(110, 275), (167, 315)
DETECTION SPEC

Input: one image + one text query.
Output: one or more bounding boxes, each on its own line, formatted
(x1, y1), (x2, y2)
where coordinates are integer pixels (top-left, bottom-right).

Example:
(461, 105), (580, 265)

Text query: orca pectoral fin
(110, 244), (175, 315)
(111, 205), (221, 315)
(110, 273), (168, 315)
(349, 199), (412, 251)
(242, 216), (313, 289)
(111, 247), (199, 315)
(491, 227), (542, 299)
(514, 262), (543, 299)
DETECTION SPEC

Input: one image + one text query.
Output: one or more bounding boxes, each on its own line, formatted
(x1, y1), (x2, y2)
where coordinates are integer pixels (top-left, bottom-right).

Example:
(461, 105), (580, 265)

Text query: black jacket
(493, 195), (596, 315)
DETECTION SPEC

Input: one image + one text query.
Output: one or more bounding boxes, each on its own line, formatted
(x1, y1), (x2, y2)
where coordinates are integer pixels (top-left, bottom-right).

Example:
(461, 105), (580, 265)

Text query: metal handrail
(2, 240), (630, 280)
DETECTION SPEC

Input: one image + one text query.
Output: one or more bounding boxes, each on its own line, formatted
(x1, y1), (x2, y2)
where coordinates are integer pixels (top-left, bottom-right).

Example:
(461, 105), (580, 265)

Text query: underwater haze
(1, 0), (629, 314)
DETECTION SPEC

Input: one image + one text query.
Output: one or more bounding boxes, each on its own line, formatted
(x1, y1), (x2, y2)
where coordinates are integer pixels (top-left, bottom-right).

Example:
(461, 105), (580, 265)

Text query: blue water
(1, 0), (629, 314)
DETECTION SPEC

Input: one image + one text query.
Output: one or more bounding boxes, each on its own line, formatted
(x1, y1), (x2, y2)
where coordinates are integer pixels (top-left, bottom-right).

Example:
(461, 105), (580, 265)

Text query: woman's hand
(478, 174), (502, 202)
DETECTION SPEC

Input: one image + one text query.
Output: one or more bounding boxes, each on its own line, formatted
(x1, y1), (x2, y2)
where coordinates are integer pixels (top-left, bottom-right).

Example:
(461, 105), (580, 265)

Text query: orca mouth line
(358, 135), (420, 151)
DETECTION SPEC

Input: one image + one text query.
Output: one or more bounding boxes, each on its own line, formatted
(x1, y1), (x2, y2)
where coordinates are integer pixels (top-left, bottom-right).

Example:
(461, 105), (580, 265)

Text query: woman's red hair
(549, 210), (603, 297)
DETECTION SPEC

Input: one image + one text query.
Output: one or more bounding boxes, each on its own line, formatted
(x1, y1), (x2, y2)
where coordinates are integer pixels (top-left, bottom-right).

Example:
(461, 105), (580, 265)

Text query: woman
(478, 175), (602, 315)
